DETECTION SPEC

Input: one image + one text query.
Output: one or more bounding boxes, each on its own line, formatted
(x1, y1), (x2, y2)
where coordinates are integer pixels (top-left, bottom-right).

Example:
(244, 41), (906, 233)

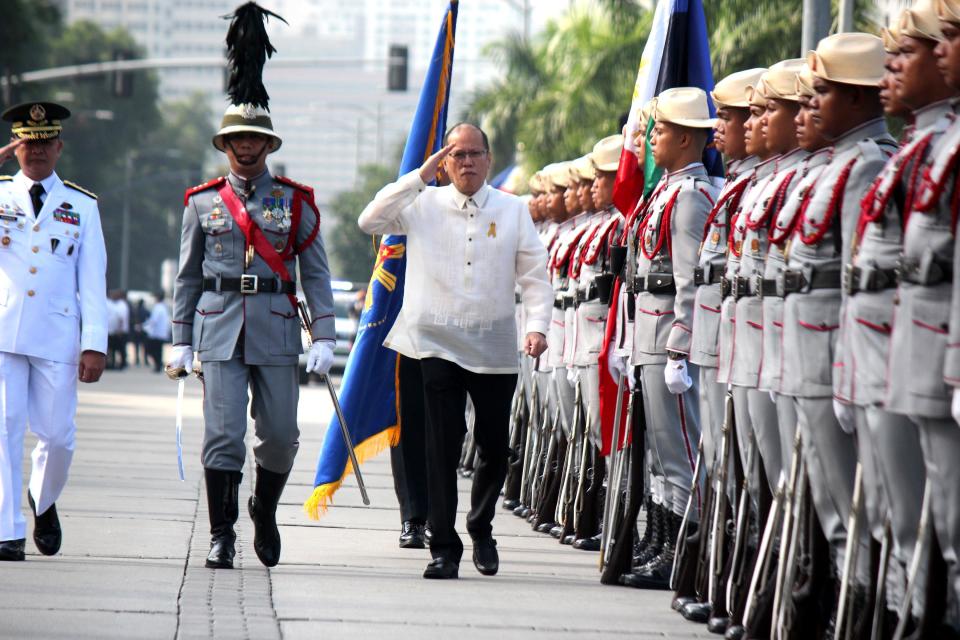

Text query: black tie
(29, 183), (45, 216)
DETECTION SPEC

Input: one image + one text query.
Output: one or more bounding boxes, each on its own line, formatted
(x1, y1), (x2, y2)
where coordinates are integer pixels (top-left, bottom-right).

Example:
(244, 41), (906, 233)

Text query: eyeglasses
(449, 150), (488, 162)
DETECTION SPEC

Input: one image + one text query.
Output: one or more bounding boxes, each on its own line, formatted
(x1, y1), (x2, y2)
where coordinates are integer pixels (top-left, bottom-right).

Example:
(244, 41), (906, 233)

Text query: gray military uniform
(173, 170), (335, 473)
(781, 117), (895, 579)
(630, 163), (718, 517)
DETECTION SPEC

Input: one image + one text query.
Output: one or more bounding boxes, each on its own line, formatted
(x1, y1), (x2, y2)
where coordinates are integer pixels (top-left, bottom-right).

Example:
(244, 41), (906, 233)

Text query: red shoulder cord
(745, 170), (797, 232)
(917, 145), (960, 212)
(640, 188), (682, 260)
(855, 136), (932, 242)
(622, 182), (667, 244)
(797, 158), (858, 246)
(570, 221), (605, 278)
(770, 176), (818, 247)
(701, 179), (749, 243)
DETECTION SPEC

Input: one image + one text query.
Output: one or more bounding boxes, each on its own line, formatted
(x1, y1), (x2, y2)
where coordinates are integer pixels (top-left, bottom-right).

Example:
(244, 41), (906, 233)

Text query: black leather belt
(729, 276), (751, 300)
(776, 268), (842, 297)
(575, 282), (600, 304)
(515, 291), (522, 304)
(553, 296), (564, 310)
(203, 275), (295, 295)
(693, 265), (725, 286)
(753, 276), (779, 298)
(896, 256), (953, 286)
(562, 294), (575, 310)
(843, 264), (899, 295)
(633, 273), (676, 294)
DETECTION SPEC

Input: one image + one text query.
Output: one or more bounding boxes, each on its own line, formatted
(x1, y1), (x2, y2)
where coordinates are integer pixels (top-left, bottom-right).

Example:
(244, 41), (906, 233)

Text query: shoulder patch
(183, 176), (226, 206)
(63, 180), (97, 199)
(274, 175), (314, 196)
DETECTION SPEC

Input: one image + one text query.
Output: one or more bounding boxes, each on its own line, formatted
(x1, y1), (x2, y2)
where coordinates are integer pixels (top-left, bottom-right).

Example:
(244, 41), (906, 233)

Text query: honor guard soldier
(0, 102), (108, 562)
(841, 4), (953, 628)
(168, 3), (336, 570)
(621, 88), (719, 590)
(884, 0), (960, 627)
(778, 32), (896, 630)
(676, 67), (767, 627)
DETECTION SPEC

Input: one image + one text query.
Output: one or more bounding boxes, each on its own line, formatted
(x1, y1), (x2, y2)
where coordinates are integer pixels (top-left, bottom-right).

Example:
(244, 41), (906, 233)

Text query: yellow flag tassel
(302, 424), (401, 520)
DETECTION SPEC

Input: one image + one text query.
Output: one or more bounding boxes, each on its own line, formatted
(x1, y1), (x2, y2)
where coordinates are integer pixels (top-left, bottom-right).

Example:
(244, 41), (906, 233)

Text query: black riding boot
(205, 468), (242, 569)
(248, 464), (289, 567)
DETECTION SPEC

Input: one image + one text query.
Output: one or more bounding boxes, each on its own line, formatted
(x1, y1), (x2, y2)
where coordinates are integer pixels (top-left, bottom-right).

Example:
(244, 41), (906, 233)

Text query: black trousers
(390, 355), (429, 525)
(420, 357), (517, 563)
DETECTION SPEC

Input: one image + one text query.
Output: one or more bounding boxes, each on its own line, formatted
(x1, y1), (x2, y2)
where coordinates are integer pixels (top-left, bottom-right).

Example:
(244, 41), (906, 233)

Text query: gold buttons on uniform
(27, 290), (35, 297)
(32, 246), (39, 253)
(29, 267), (37, 274)
(1, 237), (9, 247)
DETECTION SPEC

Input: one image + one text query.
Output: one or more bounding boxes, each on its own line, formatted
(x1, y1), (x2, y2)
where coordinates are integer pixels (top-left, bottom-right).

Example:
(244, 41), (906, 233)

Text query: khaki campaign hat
(807, 32), (886, 87)
(2, 102), (70, 140)
(544, 161), (574, 190)
(938, 0), (960, 23)
(654, 87), (717, 128)
(590, 134), (624, 173)
(528, 171), (545, 195)
(711, 68), (767, 109)
(572, 154), (596, 182)
(746, 83), (768, 108)
(213, 104), (283, 153)
(900, 0), (945, 40)
(796, 63), (817, 97)
(759, 58), (806, 102)
(881, 19), (903, 53)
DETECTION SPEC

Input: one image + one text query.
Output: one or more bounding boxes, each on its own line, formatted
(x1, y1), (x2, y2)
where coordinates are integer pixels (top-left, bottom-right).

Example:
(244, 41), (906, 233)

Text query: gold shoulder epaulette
(63, 180), (97, 200)
(0, 175), (12, 181)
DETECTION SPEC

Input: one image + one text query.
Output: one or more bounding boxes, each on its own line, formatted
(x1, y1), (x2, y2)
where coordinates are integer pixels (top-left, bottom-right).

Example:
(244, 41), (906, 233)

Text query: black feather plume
(223, 2), (288, 109)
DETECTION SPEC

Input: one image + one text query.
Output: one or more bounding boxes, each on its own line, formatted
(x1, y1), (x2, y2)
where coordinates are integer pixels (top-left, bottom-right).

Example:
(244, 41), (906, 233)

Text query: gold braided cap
(938, 0), (960, 23)
(900, 0), (944, 40)
(711, 68), (767, 108)
(807, 32), (885, 87)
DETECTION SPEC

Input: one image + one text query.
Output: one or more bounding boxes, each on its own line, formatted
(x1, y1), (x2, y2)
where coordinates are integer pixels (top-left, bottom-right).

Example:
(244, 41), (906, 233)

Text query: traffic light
(110, 50), (134, 98)
(387, 45), (408, 92)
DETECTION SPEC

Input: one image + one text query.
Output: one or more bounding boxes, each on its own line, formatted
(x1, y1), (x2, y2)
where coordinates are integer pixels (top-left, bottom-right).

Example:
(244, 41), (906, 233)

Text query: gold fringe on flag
(302, 424), (401, 520)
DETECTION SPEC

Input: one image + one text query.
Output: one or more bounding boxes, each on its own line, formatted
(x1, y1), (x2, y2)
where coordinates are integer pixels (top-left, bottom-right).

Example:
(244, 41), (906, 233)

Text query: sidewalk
(3, 367), (711, 639)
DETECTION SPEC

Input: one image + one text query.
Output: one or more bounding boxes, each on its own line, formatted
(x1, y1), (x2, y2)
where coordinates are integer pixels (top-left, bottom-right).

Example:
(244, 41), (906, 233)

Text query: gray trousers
(915, 415), (960, 608)
(732, 385), (761, 507)
(859, 405), (926, 613)
(553, 368), (576, 439)
(795, 396), (867, 581)
(746, 387), (782, 497)
(698, 366), (724, 469)
(774, 392), (797, 483)
(201, 352), (300, 474)
(638, 362), (701, 518)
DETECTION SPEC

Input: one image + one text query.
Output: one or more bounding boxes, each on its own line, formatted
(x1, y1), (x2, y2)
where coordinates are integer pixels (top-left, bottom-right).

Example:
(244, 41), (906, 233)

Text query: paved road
(3, 366), (712, 639)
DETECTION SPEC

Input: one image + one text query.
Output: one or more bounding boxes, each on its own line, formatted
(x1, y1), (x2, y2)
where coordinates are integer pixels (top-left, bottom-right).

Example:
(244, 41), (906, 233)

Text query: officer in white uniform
(0, 102), (108, 561)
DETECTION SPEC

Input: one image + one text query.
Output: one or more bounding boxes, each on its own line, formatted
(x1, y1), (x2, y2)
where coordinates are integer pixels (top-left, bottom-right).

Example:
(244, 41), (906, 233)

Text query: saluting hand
(78, 350), (106, 383)
(418, 143), (455, 184)
(0, 138), (24, 164)
(523, 332), (547, 359)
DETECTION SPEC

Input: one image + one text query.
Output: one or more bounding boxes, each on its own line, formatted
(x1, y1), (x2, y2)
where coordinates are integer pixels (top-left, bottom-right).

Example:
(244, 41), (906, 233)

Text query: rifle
(893, 479), (932, 640)
(670, 438), (704, 590)
(600, 373), (627, 565)
(518, 370), (541, 508)
(744, 473), (786, 631)
(601, 381), (632, 568)
(709, 386), (736, 605)
(772, 428), (804, 639)
(835, 462), (864, 640)
(869, 522), (892, 640)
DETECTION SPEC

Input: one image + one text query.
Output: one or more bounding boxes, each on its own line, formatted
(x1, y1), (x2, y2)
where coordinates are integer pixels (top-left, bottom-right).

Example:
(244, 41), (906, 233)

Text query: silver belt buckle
(240, 274), (259, 294)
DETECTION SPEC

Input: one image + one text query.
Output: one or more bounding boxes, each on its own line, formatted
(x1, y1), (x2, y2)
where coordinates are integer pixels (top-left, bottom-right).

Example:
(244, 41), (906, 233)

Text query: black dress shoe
(203, 468), (241, 569)
(423, 557), (459, 579)
(502, 498), (519, 511)
(535, 521), (556, 534)
(472, 537), (499, 576)
(549, 525), (563, 539)
(561, 534), (575, 545)
(724, 624), (745, 639)
(707, 616), (731, 634)
(0, 539), (25, 561)
(671, 595), (697, 612)
(572, 535), (601, 551)
(681, 601), (712, 623)
(513, 505), (527, 518)
(398, 521), (426, 549)
(28, 492), (61, 556)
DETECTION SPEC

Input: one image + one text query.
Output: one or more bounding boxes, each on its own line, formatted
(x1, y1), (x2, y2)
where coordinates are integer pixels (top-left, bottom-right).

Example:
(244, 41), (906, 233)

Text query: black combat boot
(248, 464), (289, 567)
(621, 511), (682, 590)
(633, 502), (665, 568)
(204, 468), (242, 569)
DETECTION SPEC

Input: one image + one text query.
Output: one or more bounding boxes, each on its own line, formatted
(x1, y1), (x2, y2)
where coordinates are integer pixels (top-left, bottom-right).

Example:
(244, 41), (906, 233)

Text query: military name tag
(751, 238), (760, 253)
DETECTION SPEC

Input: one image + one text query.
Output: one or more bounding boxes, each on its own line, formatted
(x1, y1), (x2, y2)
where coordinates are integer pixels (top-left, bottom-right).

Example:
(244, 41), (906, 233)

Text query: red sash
(216, 182), (298, 311)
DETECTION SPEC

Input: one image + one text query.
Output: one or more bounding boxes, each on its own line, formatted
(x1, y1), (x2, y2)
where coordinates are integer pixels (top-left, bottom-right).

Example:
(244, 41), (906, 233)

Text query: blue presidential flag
(305, 0), (458, 518)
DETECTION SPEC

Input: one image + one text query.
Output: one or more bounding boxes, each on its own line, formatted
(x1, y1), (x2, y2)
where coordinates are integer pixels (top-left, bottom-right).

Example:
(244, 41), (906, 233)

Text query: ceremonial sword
(298, 300), (370, 506)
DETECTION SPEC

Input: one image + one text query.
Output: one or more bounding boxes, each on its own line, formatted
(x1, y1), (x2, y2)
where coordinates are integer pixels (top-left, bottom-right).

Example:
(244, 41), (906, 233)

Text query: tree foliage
(325, 164), (394, 283)
(467, 0), (880, 182)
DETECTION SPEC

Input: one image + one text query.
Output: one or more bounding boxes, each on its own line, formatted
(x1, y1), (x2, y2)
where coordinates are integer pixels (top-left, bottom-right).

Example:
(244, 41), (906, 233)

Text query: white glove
(664, 358), (693, 394)
(165, 345), (194, 378)
(627, 364), (636, 392)
(833, 399), (855, 435)
(607, 349), (627, 382)
(769, 390), (777, 404)
(952, 388), (960, 425)
(306, 341), (335, 375)
(566, 367), (579, 385)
